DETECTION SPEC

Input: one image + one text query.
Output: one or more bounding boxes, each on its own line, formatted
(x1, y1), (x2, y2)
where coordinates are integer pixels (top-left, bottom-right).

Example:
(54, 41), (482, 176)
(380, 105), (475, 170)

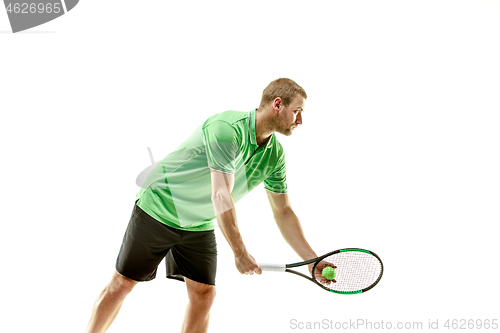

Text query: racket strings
(314, 252), (382, 292)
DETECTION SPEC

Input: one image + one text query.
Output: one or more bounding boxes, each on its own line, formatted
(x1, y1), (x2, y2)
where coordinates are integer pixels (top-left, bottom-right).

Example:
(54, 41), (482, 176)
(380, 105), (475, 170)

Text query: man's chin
(276, 127), (294, 136)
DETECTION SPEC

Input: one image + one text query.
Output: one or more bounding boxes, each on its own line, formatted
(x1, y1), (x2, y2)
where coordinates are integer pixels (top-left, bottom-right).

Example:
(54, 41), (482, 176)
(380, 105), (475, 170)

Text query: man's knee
(106, 270), (138, 298)
(185, 279), (216, 307)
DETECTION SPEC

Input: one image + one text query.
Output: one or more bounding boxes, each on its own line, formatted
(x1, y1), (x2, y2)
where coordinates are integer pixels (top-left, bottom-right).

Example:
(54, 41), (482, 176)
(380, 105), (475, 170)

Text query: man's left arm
(265, 190), (318, 273)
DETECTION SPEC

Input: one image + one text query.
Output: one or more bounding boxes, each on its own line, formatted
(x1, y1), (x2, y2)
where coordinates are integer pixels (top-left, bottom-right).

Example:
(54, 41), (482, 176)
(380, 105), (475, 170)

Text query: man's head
(259, 78), (307, 110)
(259, 78), (307, 136)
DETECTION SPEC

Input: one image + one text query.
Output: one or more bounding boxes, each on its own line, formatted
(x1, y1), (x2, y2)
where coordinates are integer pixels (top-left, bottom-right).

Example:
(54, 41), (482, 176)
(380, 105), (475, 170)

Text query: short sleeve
(264, 151), (288, 193)
(202, 121), (241, 174)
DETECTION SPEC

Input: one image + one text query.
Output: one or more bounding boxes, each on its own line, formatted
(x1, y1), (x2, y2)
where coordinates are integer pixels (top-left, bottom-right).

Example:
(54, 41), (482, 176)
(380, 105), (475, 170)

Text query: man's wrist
(301, 251), (318, 262)
(232, 244), (248, 258)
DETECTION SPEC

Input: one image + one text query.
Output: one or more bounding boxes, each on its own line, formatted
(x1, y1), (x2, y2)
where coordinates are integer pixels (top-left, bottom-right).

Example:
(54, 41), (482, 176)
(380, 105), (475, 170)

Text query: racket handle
(258, 263), (286, 272)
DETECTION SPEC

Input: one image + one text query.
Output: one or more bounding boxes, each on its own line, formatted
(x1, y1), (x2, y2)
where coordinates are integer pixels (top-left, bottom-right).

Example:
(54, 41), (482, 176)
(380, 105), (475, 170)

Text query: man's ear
(273, 97), (283, 113)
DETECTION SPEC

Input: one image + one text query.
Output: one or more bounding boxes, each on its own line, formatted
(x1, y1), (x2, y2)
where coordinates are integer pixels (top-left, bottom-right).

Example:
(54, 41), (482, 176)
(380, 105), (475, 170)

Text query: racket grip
(258, 263), (286, 272)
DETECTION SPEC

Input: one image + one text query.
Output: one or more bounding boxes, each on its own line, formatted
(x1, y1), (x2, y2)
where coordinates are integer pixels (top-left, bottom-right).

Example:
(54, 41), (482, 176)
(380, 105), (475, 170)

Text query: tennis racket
(258, 248), (383, 294)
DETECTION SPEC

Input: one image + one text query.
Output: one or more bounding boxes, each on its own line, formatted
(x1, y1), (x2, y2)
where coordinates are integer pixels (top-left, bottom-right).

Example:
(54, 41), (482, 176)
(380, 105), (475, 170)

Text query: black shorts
(115, 201), (217, 285)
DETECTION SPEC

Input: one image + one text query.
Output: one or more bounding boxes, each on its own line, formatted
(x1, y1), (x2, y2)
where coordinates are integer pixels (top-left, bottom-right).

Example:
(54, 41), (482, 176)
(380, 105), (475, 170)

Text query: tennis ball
(322, 266), (336, 280)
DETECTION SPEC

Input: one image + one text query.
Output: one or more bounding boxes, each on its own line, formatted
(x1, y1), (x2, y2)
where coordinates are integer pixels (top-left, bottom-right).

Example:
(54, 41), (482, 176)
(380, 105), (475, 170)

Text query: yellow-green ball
(322, 266), (336, 280)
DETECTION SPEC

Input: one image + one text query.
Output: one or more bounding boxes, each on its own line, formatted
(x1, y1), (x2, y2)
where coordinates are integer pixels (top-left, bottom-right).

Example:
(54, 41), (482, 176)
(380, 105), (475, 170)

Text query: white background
(1, 1), (499, 332)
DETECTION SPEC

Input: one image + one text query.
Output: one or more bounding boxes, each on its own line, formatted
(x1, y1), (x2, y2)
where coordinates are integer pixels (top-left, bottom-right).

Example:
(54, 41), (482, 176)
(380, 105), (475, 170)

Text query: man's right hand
(235, 251), (262, 275)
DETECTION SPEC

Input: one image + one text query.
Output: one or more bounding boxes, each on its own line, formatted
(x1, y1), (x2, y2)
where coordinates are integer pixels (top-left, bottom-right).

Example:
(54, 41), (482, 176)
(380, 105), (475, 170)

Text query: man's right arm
(210, 169), (261, 275)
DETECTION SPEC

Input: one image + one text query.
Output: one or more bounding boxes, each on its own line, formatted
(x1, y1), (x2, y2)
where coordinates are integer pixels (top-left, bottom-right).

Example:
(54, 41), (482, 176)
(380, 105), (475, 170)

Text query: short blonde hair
(259, 78), (307, 108)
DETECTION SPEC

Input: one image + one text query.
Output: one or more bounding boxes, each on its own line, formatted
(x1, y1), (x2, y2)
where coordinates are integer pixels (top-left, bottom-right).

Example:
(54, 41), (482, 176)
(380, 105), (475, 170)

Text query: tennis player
(85, 78), (319, 333)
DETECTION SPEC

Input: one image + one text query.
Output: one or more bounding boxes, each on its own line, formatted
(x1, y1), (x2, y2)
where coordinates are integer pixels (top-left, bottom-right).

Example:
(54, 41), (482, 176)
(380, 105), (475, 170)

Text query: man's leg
(180, 278), (216, 333)
(86, 270), (138, 333)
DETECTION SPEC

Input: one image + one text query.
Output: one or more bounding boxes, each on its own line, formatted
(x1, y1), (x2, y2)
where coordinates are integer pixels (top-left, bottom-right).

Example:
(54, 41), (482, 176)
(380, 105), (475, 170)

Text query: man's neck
(254, 108), (273, 146)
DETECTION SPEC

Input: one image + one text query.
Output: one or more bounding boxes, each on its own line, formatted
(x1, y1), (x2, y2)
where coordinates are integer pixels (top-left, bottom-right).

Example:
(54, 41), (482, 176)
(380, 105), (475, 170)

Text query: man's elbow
(211, 191), (234, 215)
(273, 206), (293, 220)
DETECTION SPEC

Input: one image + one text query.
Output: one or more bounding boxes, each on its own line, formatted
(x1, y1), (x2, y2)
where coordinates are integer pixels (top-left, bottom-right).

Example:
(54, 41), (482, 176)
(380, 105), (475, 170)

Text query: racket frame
(263, 248), (384, 294)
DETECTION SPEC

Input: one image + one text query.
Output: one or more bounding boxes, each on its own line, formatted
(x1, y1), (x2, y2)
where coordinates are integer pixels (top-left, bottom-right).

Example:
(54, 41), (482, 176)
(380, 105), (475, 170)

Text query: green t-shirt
(136, 109), (288, 231)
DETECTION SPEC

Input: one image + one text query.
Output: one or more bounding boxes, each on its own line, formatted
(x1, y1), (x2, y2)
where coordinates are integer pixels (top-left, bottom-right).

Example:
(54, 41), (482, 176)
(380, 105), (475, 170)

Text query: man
(86, 78), (319, 333)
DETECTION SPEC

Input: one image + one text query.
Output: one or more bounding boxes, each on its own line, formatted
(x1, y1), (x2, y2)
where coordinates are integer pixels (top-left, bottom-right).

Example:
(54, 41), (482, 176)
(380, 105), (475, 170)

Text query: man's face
(275, 95), (306, 136)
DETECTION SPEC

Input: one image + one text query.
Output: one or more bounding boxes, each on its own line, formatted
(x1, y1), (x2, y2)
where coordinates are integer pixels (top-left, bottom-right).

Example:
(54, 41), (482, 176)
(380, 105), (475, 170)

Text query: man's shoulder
(204, 110), (250, 128)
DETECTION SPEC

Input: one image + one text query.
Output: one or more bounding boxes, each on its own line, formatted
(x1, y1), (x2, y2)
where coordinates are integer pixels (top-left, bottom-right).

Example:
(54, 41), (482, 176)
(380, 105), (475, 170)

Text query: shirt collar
(249, 108), (273, 149)
(249, 109), (258, 147)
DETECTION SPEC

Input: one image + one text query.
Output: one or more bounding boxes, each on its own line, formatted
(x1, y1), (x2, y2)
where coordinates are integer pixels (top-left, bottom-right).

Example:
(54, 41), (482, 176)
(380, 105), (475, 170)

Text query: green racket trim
(339, 248), (372, 254)
(330, 290), (363, 294)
